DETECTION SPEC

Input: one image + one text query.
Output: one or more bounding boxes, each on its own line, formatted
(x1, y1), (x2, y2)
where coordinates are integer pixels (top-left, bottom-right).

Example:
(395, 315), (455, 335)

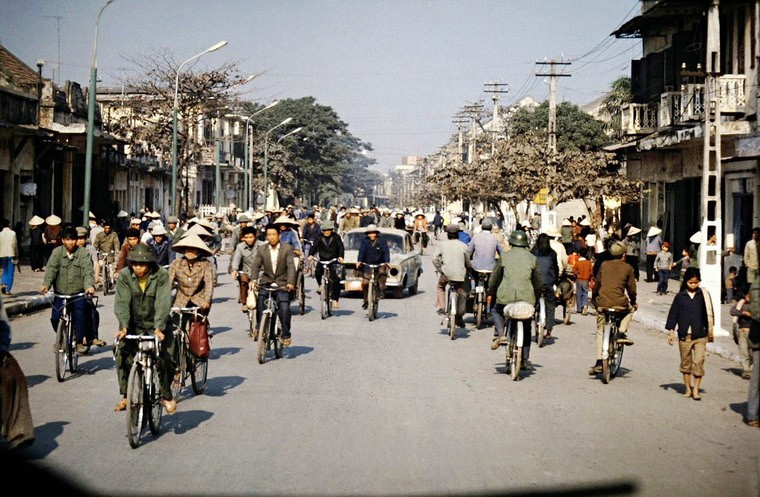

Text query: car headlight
(389, 266), (400, 277)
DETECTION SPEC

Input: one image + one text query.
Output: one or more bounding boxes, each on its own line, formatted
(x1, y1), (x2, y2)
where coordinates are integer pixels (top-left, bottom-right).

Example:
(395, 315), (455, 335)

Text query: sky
(1, 0), (642, 172)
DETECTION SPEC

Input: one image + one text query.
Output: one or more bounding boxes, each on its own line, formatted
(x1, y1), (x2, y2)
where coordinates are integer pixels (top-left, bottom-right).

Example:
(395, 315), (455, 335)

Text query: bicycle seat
(504, 301), (535, 320)
(597, 306), (628, 313)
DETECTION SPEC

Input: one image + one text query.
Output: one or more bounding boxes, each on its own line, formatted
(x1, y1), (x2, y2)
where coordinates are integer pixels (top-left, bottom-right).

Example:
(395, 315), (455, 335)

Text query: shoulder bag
(188, 315), (211, 359)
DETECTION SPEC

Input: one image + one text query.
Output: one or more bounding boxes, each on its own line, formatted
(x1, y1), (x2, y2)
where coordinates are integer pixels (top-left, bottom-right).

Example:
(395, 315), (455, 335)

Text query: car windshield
(344, 232), (404, 254)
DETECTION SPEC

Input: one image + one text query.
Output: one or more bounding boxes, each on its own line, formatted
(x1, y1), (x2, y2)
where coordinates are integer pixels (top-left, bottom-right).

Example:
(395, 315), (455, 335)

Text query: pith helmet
(508, 230), (529, 247)
(127, 243), (156, 263)
(609, 240), (628, 257)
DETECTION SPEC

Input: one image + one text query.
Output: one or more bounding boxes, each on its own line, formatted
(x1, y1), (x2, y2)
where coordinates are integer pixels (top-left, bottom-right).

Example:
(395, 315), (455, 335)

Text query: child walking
(730, 289), (754, 379)
(725, 266), (737, 303)
(654, 242), (674, 295)
(665, 267), (714, 400)
(673, 247), (690, 281)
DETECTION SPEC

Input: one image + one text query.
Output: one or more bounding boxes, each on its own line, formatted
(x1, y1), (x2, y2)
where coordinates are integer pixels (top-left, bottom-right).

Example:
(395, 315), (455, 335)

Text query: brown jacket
(593, 258), (637, 308)
(250, 242), (296, 289)
(169, 257), (214, 308)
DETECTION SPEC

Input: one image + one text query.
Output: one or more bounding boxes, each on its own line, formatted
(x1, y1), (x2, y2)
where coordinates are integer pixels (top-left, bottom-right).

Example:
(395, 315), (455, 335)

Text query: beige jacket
(0, 228), (17, 258)
(744, 238), (759, 270)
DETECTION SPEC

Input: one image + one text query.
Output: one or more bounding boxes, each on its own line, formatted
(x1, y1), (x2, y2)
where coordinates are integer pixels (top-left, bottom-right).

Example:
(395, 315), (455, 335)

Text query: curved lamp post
(83, 0), (115, 226)
(262, 117), (293, 210)
(171, 40), (227, 216)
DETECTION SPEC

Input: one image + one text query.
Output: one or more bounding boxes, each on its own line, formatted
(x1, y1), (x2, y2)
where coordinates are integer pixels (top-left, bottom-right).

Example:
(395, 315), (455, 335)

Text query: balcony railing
(719, 75), (746, 114)
(622, 103), (658, 135)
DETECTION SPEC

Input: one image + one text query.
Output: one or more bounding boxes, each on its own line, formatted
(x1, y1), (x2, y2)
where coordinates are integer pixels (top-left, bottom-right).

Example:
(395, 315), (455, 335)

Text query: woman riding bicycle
(113, 244), (175, 414)
(168, 234), (214, 333)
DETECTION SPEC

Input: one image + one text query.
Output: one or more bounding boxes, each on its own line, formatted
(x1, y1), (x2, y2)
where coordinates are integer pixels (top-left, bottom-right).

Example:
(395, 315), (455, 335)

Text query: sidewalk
(0, 262), (744, 366)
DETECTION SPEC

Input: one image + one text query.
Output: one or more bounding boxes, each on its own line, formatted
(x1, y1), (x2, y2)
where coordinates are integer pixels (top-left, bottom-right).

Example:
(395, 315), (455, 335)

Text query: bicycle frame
(317, 258), (338, 320)
(123, 334), (162, 448)
(53, 292), (88, 382)
(257, 283), (285, 364)
(364, 263), (384, 321)
(169, 306), (209, 397)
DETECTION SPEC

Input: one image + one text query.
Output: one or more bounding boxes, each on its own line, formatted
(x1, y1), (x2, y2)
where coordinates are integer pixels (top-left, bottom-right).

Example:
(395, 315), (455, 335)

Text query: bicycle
(597, 306), (627, 384)
(498, 301), (534, 381)
(169, 307), (209, 399)
(97, 250), (117, 296)
(53, 292), (90, 382)
(363, 263), (385, 322)
(294, 255), (306, 315)
(413, 229), (428, 255)
(316, 258), (338, 320)
(257, 283), (285, 364)
(534, 296), (546, 348)
(472, 270), (491, 329)
(444, 282), (459, 340)
(122, 334), (163, 448)
(237, 271), (257, 338)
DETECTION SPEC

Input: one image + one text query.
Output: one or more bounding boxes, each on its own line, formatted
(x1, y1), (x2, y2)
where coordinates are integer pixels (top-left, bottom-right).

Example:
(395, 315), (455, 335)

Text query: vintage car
(341, 227), (423, 298)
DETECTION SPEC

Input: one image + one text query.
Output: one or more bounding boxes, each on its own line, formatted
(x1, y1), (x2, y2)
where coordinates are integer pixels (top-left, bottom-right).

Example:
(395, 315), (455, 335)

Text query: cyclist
(250, 224), (296, 346)
(588, 240), (637, 375)
(230, 226), (262, 312)
(357, 225), (390, 310)
(412, 212), (429, 249)
(115, 228), (142, 280)
(468, 218), (503, 279)
(40, 226), (96, 353)
(147, 224), (173, 266)
(530, 233), (559, 341)
(433, 224), (472, 327)
(488, 230), (542, 371)
(301, 213), (322, 275)
(310, 221), (345, 310)
(113, 243), (176, 414)
(93, 219), (120, 286)
(168, 234), (215, 330)
(273, 215), (303, 254)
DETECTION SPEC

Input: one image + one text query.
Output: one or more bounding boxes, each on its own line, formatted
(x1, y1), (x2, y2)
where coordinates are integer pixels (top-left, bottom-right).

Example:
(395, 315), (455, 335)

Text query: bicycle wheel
(248, 311), (257, 339)
(67, 321), (78, 374)
(191, 355), (208, 394)
(448, 290), (457, 340)
(509, 324), (521, 381)
(475, 302), (484, 330)
(602, 324), (612, 384)
(148, 366), (162, 435)
(536, 306), (545, 348)
(257, 312), (271, 364)
(367, 283), (376, 322)
(273, 319), (283, 359)
(298, 272), (306, 315)
(126, 363), (145, 449)
(563, 299), (572, 325)
(170, 332), (185, 400)
(55, 319), (67, 382)
(610, 327), (624, 377)
(320, 278), (329, 320)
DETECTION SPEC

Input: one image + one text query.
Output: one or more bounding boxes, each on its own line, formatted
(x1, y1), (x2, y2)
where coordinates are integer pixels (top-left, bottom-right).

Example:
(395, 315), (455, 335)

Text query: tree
(601, 77), (632, 139)
(510, 100), (611, 151)
(106, 48), (255, 214)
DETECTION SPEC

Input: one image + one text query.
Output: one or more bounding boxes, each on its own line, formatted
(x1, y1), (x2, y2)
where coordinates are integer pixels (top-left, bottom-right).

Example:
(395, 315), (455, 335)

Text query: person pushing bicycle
(40, 226), (96, 354)
(113, 243), (176, 414)
(310, 221), (345, 310)
(357, 225), (390, 310)
(250, 225), (296, 347)
(588, 240), (637, 375)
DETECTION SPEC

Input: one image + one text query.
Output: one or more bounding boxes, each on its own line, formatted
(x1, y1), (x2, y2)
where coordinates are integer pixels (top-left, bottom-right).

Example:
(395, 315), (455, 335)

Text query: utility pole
(535, 59), (571, 157)
(484, 81), (509, 154)
(701, 0), (725, 336)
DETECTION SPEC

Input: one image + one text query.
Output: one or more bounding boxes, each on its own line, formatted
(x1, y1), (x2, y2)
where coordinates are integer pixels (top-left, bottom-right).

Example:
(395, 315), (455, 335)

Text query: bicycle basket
(504, 301), (535, 320)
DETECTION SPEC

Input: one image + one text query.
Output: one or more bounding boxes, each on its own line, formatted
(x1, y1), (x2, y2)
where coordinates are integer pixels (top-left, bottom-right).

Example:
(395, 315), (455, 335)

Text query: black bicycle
(53, 292), (91, 382)
(597, 306), (627, 384)
(316, 258), (338, 320)
(169, 307), (209, 398)
(363, 263), (384, 321)
(498, 301), (534, 381)
(97, 250), (117, 296)
(472, 270), (491, 329)
(257, 283), (285, 364)
(294, 255), (306, 315)
(123, 334), (163, 449)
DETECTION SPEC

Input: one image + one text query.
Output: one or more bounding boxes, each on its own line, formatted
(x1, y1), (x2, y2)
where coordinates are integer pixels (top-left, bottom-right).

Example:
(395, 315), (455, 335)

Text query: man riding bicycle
(250, 225), (296, 346)
(230, 226), (262, 312)
(468, 218), (502, 289)
(301, 213), (322, 275)
(589, 240), (637, 375)
(113, 243), (175, 414)
(40, 226), (96, 354)
(310, 221), (344, 310)
(93, 219), (120, 287)
(488, 230), (542, 371)
(433, 224), (472, 327)
(357, 225), (390, 310)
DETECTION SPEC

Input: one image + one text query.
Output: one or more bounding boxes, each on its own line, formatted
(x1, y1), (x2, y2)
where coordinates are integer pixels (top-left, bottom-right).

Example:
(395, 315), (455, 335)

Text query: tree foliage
(601, 76), (632, 139)
(510, 100), (611, 151)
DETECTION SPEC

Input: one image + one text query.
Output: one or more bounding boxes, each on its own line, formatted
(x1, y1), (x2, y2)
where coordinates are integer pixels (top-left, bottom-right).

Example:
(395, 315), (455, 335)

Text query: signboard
(533, 187), (549, 205)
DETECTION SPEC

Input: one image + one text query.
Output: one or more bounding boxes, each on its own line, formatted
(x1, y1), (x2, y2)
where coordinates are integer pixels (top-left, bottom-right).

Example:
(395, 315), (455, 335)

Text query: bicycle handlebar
(317, 258), (338, 265)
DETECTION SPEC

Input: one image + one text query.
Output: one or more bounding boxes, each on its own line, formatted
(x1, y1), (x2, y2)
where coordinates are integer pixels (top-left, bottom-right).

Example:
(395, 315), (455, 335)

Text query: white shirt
(0, 227), (17, 258)
(268, 242), (281, 273)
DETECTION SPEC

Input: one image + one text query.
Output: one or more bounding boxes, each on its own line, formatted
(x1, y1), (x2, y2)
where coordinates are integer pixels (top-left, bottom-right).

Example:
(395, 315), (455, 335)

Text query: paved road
(6, 254), (759, 496)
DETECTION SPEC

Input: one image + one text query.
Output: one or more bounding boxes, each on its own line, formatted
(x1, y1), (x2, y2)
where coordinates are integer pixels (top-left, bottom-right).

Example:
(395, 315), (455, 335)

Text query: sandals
(747, 419), (760, 428)
(114, 398), (127, 411)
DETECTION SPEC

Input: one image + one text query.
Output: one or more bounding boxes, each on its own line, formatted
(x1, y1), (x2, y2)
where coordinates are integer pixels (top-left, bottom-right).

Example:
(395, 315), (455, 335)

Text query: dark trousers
(0, 351), (34, 448)
(29, 244), (45, 271)
(492, 303), (532, 360)
(625, 254), (640, 280)
(315, 262), (342, 301)
(657, 269), (670, 294)
(115, 330), (175, 399)
(256, 289), (292, 339)
(50, 296), (88, 343)
(646, 254), (656, 282)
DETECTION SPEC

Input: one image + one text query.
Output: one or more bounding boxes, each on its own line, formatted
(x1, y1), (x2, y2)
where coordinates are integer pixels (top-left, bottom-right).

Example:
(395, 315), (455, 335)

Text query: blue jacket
(358, 237), (390, 267)
(665, 288), (709, 340)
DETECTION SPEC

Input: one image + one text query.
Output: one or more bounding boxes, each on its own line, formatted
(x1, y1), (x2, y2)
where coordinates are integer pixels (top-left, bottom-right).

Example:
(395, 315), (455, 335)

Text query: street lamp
(83, 0), (115, 226)
(262, 117), (293, 210)
(171, 40), (227, 216)
(225, 100), (280, 210)
(276, 126), (303, 144)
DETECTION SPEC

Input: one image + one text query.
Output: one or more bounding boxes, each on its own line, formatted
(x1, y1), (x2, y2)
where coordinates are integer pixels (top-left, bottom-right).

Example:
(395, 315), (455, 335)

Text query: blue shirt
(358, 237), (390, 267)
(279, 229), (302, 252)
(468, 231), (503, 271)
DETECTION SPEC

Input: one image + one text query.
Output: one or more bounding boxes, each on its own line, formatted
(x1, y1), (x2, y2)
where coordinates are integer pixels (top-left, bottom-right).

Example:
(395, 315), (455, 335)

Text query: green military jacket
(43, 245), (95, 295)
(488, 246), (543, 305)
(114, 265), (171, 334)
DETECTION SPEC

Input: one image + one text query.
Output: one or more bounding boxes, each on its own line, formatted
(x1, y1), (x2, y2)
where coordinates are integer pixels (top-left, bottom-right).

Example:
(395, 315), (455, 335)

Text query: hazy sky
(1, 0), (641, 171)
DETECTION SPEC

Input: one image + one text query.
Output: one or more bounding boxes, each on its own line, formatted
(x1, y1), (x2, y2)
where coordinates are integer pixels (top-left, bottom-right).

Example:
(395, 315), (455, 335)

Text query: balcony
(622, 102), (658, 135)
(719, 75), (746, 114)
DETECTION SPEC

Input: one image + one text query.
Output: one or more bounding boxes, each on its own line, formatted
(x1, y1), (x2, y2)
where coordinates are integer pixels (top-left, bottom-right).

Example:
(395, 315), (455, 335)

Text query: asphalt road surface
(6, 253), (759, 497)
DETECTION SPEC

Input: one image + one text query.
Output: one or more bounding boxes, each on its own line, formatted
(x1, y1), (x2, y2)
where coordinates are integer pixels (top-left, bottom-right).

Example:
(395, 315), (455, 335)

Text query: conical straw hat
(184, 223), (212, 239)
(28, 215), (45, 226)
(272, 214), (299, 227)
(647, 226), (662, 237)
(172, 234), (213, 256)
(45, 214), (61, 225)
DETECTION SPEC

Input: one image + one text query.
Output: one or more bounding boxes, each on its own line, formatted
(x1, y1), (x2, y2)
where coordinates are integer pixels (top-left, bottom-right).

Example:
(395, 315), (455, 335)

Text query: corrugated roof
(0, 44), (39, 89)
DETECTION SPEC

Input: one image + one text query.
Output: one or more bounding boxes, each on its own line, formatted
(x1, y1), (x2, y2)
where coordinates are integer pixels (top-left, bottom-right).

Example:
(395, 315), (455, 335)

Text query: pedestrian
(672, 247), (691, 282)
(666, 267), (714, 401)
(725, 266), (738, 303)
(730, 290), (754, 380)
(573, 250), (593, 315)
(43, 214), (62, 265)
(654, 241), (674, 295)
(0, 293), (34, 450)
(624, 226), (641, 281)
(645, 226), (663, 282)
(0, 219), (18, 295)
(743, 227), (760, 284)
(432, 210), (443, 239)
(28, 215), (45, 272)
(746, 276), (760, 428)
